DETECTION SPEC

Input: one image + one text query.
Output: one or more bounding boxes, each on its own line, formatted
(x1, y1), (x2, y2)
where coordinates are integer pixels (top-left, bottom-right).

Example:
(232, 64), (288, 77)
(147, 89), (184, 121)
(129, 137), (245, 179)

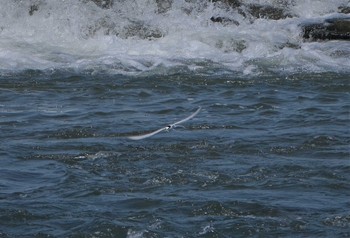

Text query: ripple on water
(0, 159), (67, 196)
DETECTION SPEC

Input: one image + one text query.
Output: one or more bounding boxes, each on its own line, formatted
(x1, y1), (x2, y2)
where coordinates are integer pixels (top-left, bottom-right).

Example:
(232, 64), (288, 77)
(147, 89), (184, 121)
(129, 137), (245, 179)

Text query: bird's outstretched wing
(127, 107), (201, 140)
(127, 127), (168, 140)
(172, 107), (201, 126)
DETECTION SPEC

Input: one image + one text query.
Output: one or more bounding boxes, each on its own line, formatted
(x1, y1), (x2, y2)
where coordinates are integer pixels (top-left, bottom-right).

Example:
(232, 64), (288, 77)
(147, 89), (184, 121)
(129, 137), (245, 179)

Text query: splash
(0, 0), (349, 75)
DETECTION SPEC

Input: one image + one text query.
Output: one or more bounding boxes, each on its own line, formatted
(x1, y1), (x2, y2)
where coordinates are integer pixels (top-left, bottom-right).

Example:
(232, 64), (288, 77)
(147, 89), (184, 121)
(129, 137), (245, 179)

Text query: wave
(0, 0), (349, 76)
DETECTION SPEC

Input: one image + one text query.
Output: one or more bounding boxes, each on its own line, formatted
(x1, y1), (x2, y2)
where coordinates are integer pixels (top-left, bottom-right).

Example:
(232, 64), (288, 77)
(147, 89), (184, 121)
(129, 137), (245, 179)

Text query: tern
(127, 107), (201, 140)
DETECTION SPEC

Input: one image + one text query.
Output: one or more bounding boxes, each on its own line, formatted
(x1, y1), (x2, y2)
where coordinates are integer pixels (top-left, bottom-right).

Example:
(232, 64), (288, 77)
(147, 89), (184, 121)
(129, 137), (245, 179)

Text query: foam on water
(0, 0), (349, 75)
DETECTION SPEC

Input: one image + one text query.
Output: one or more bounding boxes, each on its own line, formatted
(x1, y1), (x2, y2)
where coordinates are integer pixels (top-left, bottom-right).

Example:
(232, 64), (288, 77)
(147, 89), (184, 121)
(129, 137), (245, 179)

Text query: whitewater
(0, 0), (349, 75)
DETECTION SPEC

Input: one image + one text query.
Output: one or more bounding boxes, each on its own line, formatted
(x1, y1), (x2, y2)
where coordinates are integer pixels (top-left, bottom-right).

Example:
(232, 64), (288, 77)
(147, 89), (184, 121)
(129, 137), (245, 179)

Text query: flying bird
(127, 107), (201, 140)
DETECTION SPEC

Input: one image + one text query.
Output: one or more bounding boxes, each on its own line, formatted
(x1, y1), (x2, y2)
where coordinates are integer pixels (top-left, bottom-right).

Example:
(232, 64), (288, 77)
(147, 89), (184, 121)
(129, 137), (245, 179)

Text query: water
(1, 0), (350, 237)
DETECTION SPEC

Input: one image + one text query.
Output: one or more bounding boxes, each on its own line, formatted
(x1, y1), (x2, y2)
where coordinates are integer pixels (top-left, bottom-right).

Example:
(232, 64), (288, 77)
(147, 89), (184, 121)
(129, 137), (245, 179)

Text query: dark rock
(29, 4), (39, 16)
(210, 16), (239, 26)
(211, 0), (241, 8)
(246, 4), (292, 20)
(91, 0), (113, 9)
(302, 17), (350, 41)
(156, 0), (173, 13)
(338, 6), (350, 14)
(119, 20), (164, 40)
(83, 18), (164, 40)
(209, 2), (293, 25)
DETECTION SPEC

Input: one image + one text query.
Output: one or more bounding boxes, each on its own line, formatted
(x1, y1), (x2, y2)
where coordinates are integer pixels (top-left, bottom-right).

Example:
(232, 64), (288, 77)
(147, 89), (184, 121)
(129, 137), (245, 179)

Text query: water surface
(0, 0), (350, 237)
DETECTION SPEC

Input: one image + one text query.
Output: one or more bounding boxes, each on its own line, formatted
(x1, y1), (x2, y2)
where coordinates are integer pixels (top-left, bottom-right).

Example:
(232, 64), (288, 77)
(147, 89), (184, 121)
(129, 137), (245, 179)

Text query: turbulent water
(1, 0), (350, 237)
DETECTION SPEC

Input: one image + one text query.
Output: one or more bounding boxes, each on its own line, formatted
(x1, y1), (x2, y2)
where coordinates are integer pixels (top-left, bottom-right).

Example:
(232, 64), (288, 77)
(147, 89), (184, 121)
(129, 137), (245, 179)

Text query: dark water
(0, 72), (349, 237)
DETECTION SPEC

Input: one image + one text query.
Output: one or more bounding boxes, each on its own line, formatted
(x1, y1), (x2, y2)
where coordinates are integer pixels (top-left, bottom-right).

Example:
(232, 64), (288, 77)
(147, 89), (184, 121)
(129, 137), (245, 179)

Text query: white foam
(0, 0), (349, 75)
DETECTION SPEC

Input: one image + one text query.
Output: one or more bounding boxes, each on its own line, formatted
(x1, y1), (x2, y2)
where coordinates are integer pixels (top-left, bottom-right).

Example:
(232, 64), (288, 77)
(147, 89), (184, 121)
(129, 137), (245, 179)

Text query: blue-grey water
(1, 0), (350, 237)
(1, 72), (349, 237)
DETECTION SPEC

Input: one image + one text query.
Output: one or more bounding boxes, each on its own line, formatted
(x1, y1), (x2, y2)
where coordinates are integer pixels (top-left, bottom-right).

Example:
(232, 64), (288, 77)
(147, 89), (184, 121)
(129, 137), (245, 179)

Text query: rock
(212, 0), (241, 8)
(302, 17), (350, 41)
(91, 0), (113, 9)
(245, 4), (293, 20)
(83, 17), (163, 40)
(210, 16), (239, 26)
(156, 0), (173, 13)
(118, 20), (164, 40)
(29, 4), (39, 16)
(209, 1), (293, 25)
(338, 6), (350, 14)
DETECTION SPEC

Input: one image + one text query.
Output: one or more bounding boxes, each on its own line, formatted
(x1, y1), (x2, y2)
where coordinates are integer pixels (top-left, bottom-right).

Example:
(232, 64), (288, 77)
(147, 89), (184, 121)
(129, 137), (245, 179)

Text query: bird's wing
(127, 127), (167, 140)
(172, 107), (201, 126)
(127, 107), (201, 140)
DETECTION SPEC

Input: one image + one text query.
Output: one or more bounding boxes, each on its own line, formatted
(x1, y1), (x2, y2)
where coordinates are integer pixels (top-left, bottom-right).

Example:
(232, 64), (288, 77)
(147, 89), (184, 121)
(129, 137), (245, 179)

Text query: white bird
(127, 107), (201, 140)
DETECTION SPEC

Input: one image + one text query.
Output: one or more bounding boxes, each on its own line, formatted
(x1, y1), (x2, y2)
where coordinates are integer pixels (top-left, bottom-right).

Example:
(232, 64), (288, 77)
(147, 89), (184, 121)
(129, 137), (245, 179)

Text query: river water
(0, 0), (349, 237)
